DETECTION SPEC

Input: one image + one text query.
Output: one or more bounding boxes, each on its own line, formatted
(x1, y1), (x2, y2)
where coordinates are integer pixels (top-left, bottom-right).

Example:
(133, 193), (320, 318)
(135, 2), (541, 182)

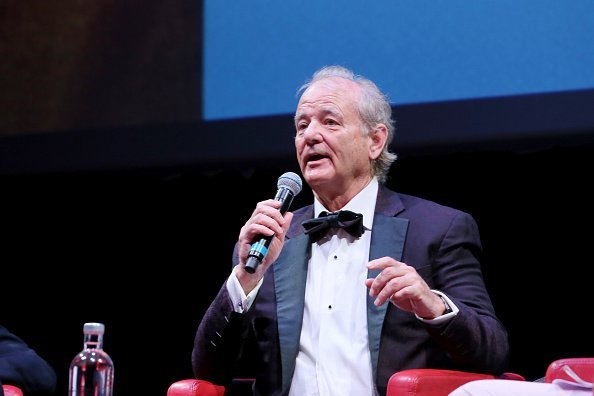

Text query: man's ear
(369, 124), (388, 159)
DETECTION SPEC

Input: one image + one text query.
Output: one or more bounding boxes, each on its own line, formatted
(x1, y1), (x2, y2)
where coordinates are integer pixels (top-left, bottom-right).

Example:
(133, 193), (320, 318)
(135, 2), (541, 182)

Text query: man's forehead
(295, 105), (341, 119)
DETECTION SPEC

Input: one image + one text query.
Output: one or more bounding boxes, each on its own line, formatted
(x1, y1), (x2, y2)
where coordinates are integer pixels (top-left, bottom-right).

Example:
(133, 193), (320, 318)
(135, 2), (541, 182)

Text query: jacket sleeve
(191, 282), (257, 385)
(0, 325), (57, 394)
(427, 211), (510, 374)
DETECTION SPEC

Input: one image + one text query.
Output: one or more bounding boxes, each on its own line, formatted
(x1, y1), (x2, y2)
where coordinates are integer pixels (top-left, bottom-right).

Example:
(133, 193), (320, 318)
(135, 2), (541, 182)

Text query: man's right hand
(236, 199), (293, 294)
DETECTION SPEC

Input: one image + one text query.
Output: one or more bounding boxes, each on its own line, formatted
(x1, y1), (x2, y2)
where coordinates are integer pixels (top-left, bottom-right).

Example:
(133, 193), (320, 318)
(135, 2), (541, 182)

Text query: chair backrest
(3, 384), (24, 396)
(545, 357), (594, 384)
(387, 369), (526, 396)
(167, 379), (225, 396)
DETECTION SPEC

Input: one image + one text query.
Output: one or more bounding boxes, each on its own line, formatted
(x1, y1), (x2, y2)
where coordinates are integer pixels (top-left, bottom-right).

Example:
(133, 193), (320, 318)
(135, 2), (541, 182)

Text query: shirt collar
(313, 177), (378, 230)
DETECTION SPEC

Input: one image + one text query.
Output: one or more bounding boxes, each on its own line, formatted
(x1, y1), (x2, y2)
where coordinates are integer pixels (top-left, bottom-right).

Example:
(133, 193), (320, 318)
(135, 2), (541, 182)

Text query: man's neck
(314, 176), (377, 214)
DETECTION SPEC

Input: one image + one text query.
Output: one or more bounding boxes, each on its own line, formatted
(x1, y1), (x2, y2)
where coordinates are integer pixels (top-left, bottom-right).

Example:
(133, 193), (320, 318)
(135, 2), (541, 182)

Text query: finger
(367, 256), (403, 271)
(251, 199), (283, 221)
(253, 211), (286, 235)
(238, 220), (278, 256)
(387, 284), (419, 309)
(368, 268), (403, 305)
(366, 266), (392, 298)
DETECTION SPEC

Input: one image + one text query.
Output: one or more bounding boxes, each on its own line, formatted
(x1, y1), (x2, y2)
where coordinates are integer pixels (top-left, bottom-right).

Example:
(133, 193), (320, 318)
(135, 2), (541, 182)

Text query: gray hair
(297, 65), (397, 183)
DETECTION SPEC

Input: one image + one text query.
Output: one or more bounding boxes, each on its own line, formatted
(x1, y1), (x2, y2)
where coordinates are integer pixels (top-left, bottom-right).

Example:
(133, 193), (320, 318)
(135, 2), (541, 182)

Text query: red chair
(2, 385), (24, 396)
(167, 378), (254, 396)
(387, 370), (525, 396)
(387, 357), (594, 396)
(167, 358), (594, 396)
(167, 379), (224, 396)
(545, 357), (594, 384)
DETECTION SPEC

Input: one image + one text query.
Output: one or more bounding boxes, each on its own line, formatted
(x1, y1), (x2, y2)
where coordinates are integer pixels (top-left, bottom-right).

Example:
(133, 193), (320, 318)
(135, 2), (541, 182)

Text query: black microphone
(245, 172), (303, 274)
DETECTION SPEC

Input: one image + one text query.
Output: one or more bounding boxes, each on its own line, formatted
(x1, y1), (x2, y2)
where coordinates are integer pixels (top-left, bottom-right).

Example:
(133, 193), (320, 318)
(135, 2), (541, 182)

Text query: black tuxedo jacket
(193, 184), (509, 396)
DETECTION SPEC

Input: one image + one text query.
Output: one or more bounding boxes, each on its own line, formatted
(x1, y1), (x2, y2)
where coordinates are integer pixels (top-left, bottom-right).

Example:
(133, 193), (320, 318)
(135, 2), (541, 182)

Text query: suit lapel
(274, 233), (310, 393)
(366, 186), (409, 383)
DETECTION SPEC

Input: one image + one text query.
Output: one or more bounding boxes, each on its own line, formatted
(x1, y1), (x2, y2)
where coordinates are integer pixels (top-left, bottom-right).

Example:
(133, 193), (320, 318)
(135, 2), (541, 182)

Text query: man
(0, 325), (57, 395)
(192, 65), (509, 396)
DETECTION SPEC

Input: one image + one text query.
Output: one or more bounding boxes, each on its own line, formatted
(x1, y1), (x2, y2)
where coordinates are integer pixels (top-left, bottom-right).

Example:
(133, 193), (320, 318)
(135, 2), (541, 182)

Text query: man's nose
(303, 121), (323, 142)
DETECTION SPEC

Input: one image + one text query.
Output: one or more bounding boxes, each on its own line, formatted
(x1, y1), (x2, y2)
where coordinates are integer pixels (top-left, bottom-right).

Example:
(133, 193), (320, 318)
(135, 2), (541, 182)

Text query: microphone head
(278, 172), (303, 196)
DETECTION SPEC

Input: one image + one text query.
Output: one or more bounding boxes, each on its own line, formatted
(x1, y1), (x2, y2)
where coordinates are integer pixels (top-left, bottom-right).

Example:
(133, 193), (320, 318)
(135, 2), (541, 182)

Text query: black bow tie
(302, 210), (364, 242)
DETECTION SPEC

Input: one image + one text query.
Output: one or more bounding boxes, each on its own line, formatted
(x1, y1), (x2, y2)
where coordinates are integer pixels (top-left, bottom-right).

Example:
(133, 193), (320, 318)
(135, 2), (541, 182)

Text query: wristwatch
(440, 295), (453, 315)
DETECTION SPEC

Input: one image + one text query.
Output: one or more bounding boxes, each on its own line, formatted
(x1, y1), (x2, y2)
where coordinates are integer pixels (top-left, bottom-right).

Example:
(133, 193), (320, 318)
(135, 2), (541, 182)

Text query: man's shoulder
(399, 191), (458, 210)
(388, 188), (471, 220)
(388, 191), (480, 240)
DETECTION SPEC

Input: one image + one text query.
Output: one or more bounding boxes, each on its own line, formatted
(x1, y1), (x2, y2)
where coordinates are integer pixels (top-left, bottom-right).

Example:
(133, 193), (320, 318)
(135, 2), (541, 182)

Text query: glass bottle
(68, 322), (114, 396)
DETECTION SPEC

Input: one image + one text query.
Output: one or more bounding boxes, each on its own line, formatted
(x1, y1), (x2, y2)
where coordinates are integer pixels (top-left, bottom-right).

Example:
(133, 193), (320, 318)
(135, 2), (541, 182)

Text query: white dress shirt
(288, 177), (379, 396)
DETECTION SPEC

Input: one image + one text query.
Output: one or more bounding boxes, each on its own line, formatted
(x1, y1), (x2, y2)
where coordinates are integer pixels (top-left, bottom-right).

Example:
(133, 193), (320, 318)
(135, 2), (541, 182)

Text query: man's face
(294, 77), (374, 194)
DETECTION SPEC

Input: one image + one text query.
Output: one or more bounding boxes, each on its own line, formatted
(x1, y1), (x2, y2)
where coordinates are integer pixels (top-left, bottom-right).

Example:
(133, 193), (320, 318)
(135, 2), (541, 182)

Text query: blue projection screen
(203, 1), (594, 122)
(3, 1), (593, 174)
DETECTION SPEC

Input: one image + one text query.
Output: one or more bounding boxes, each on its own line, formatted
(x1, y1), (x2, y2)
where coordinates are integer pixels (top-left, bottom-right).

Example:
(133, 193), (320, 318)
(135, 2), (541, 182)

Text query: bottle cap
(83, 322), (105, 335)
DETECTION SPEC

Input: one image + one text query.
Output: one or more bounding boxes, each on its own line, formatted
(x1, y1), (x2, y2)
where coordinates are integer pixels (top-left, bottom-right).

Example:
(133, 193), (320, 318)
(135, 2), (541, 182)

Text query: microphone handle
(244, 188), (295, 274)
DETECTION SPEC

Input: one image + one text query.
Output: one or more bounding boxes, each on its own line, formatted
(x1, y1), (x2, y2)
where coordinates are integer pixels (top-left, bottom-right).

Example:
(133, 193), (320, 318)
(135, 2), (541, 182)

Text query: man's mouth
(305, 153), (327, 164)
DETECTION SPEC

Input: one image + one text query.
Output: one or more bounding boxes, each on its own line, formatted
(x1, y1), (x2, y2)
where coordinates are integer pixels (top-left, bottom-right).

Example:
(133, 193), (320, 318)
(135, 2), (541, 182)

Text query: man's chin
(303, 168), (333, 186)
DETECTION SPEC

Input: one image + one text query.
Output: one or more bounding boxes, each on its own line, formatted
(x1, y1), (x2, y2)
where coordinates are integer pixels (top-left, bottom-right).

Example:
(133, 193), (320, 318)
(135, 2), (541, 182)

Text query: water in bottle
(69, 322), (114, 396)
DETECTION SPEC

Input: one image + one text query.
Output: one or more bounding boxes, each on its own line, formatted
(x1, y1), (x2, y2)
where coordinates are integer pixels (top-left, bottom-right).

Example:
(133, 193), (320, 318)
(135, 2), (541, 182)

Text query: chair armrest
(387, 369), (525, 396)
(2, 385), (24, 396)
(545, 357), (594, 383)
(167, 379), (225, 396)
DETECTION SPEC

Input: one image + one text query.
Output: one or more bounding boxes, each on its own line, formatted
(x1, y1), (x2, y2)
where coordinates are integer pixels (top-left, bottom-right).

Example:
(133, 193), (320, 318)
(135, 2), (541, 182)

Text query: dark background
(1, 2), (593, 395)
